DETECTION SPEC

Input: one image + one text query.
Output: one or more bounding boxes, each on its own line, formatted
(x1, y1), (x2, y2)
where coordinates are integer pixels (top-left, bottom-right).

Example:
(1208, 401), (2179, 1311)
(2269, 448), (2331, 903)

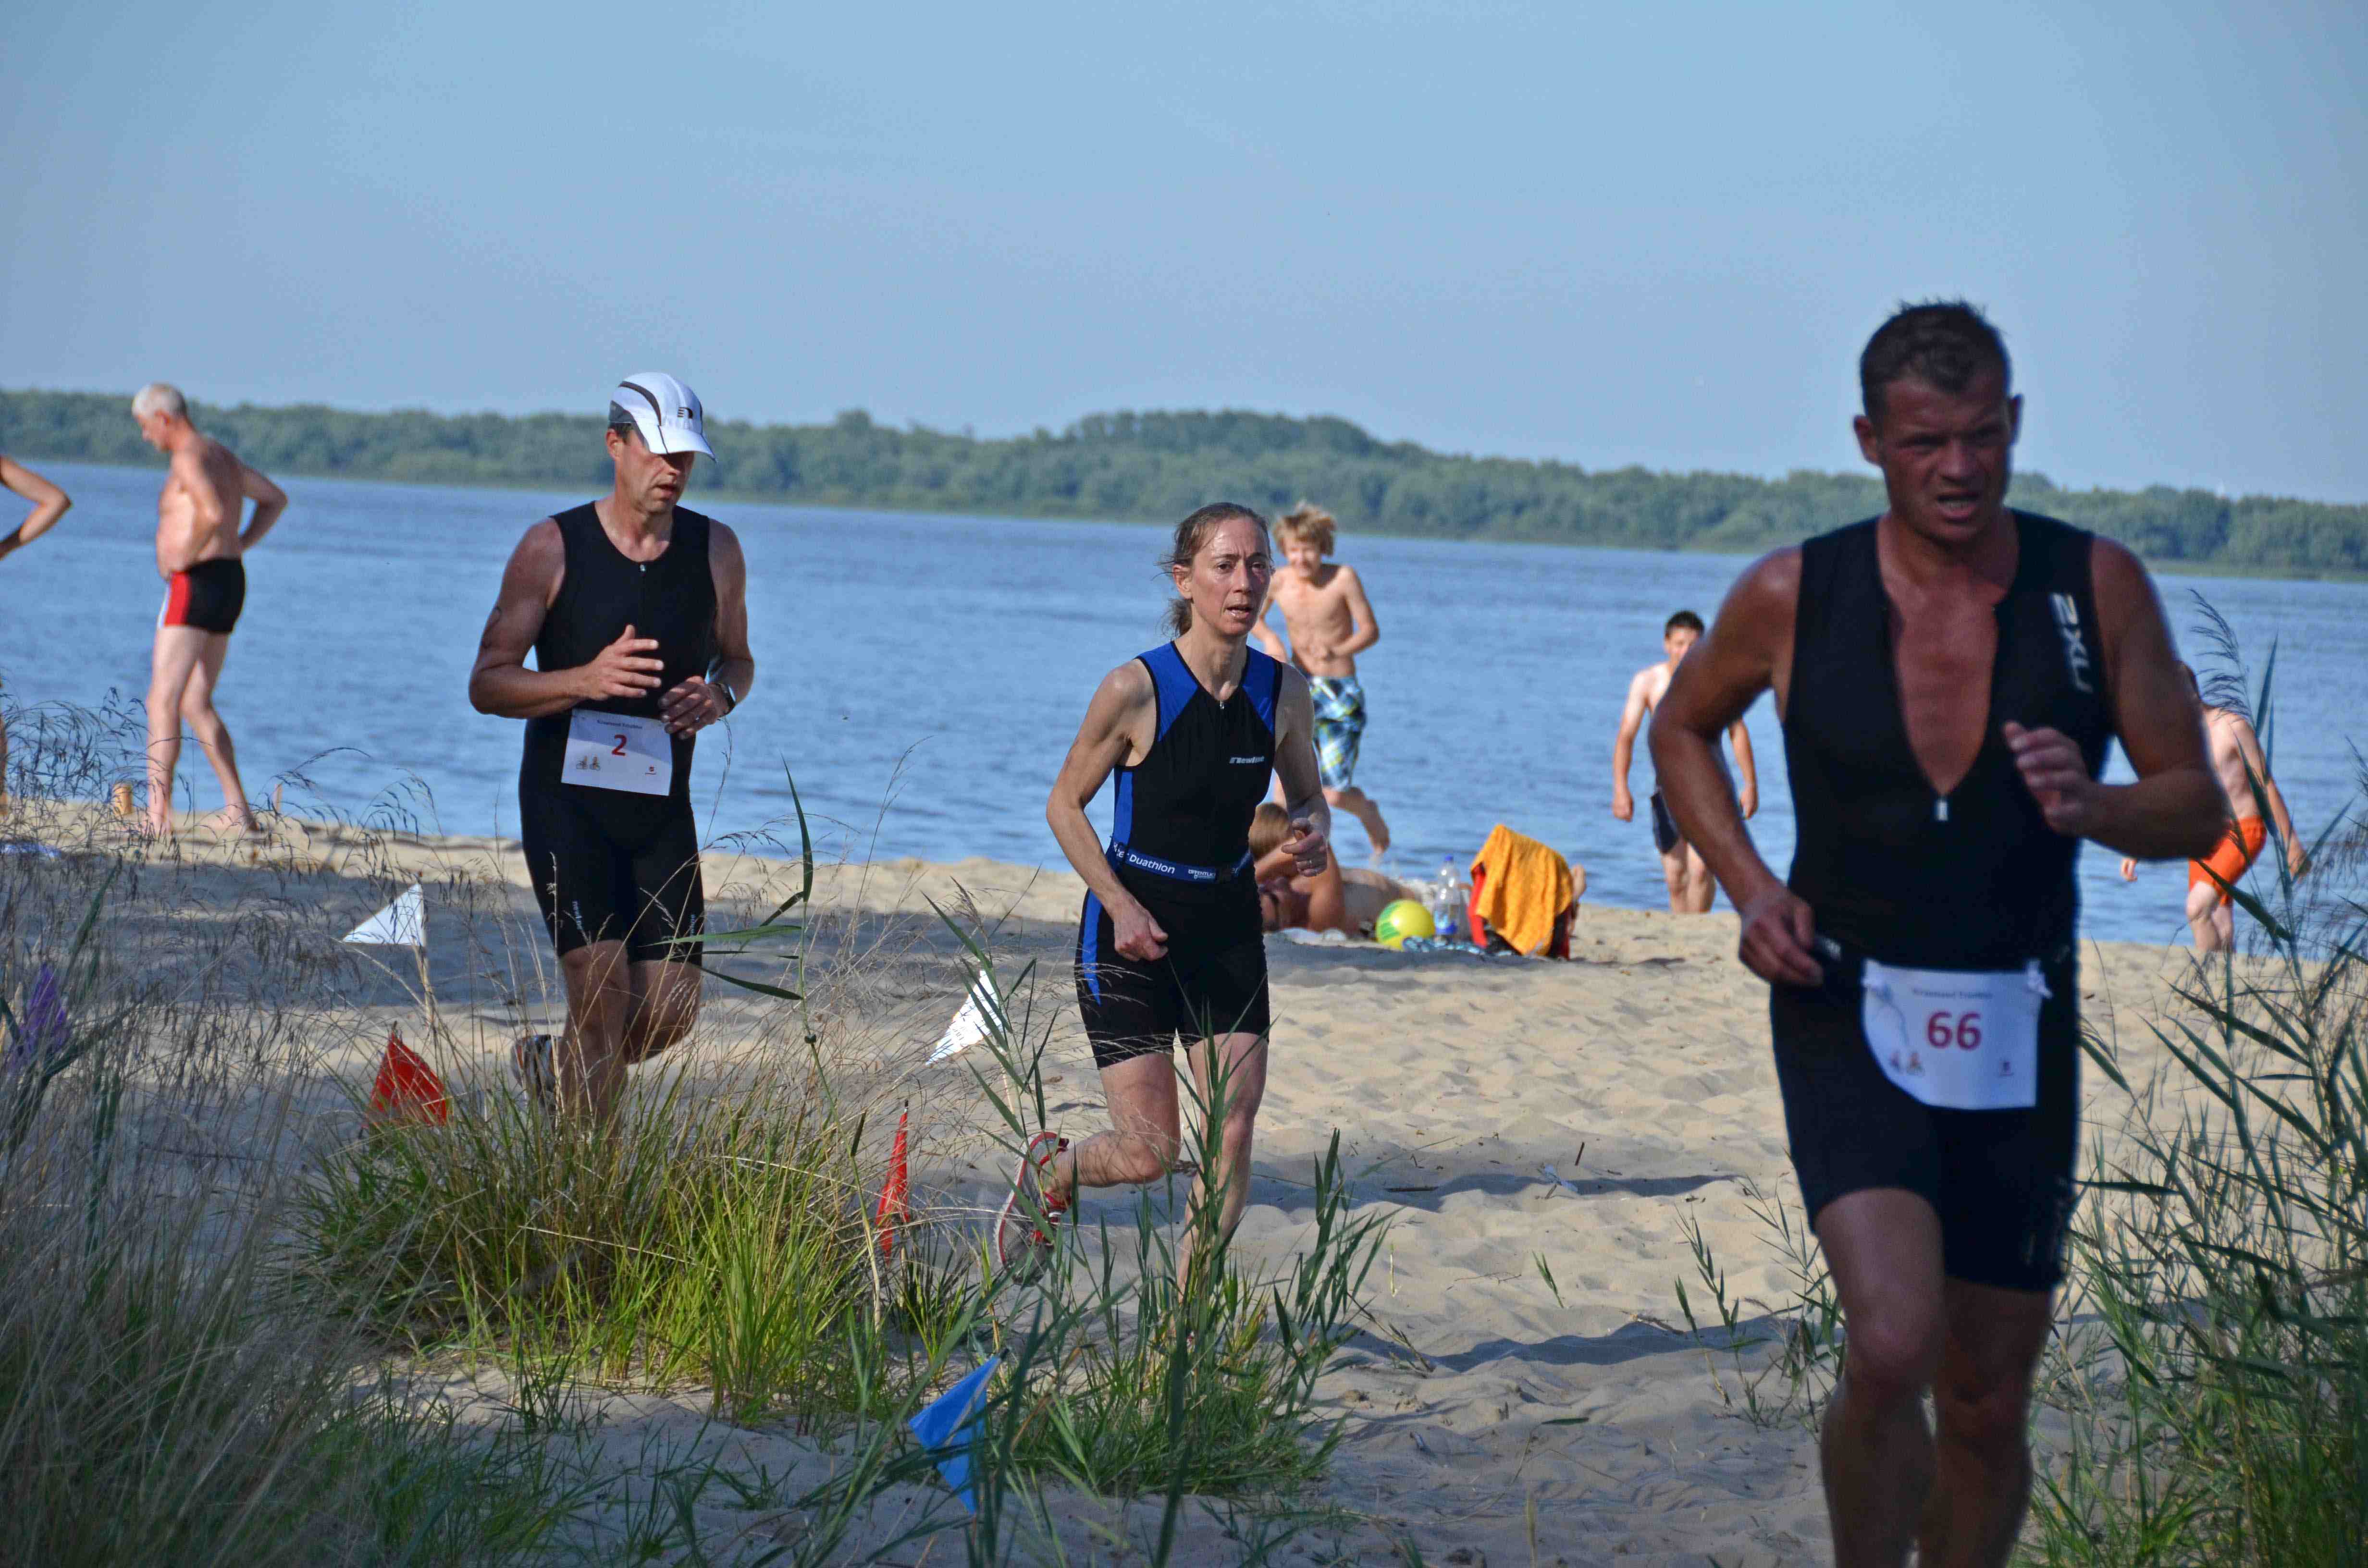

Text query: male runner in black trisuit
(1011, 502), (1330, 1282)
(1652, 303), (2222, 1568)
(469, 373), (755, 1122)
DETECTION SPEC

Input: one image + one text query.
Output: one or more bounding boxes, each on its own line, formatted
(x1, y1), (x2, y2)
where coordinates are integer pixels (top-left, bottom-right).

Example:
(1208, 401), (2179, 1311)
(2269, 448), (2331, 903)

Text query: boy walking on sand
(1254, 502), (1390, 853)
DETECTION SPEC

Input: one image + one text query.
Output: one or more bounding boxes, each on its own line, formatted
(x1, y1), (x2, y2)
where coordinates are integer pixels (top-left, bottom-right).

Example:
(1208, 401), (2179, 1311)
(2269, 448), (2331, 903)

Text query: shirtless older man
(2120, 663), (2306, 950)
(133, 383), (286, 835)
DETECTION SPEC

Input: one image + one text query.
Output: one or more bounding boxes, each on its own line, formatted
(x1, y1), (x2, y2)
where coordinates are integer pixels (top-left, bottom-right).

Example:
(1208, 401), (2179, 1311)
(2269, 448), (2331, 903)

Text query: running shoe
(510, 1033), (557, 1115)
(995, 1131), (1069, 1281)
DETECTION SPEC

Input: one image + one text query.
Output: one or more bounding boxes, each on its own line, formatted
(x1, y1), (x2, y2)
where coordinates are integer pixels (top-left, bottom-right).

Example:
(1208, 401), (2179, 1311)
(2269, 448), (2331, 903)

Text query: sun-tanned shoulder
(707, 518), (748, 573)
(515, 515), (565, 564)
(2086, 534), (2152, 605)
(1098, 656), (1155, 705)
(1740, 543), (1804, 599)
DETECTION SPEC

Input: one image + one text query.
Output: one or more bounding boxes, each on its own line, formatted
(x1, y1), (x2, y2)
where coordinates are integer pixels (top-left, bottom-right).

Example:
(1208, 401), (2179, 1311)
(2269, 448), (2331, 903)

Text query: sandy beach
(7, 800), (2221, 1565)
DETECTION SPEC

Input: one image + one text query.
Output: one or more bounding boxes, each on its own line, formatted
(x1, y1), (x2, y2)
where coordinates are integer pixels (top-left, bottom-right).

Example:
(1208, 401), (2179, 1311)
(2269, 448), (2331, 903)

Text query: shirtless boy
(1253, 502), (1390, 852)
(133, 384), (286, 835)
(2120, 663), (2306, 950)
(1612, 611), (1756, 912)
(0, 454), (74, 811)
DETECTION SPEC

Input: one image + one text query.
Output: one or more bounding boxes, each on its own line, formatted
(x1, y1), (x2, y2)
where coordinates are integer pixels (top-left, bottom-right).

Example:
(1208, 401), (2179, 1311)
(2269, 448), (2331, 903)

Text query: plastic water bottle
(1433, 858), (1463, 941)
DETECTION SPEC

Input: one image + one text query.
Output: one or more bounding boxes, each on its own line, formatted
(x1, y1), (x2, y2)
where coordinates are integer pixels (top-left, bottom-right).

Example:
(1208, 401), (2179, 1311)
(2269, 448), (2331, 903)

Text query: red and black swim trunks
(159, 558), (246, 635)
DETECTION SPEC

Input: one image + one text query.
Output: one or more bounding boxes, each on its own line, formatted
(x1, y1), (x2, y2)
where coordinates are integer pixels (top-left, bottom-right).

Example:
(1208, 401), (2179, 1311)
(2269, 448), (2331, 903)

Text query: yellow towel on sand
(1470, 824), (1575, 957)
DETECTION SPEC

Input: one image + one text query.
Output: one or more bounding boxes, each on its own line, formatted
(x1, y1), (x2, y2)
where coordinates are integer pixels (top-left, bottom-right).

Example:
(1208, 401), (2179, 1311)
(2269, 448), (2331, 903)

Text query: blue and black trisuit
(1772, 511), (2113, 1291)
(517, 502), (714, 966)
(1075, 642), (1281, 1070)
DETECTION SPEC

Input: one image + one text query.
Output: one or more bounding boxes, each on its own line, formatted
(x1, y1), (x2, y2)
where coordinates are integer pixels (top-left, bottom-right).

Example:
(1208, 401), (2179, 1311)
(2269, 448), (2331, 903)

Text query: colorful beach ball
(1372, 899), (1436, 950)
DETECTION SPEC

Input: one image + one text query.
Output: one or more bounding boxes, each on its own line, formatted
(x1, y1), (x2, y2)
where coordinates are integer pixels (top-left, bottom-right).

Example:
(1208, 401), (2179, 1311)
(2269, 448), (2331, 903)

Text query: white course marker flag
(344, 883), (425, 946)
(927, 969), (1004, 1065)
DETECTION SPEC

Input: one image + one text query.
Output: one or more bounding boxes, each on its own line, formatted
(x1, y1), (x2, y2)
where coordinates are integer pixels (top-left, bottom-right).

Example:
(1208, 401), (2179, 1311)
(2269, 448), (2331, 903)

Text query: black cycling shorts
(1769, 949), (2080, 1293)
(1074, 882), (1269, 1071)
(518, 783), (704, 966)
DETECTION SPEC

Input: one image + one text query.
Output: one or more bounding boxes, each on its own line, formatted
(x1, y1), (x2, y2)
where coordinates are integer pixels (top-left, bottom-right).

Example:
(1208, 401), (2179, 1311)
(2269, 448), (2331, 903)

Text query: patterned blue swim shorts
(1307, 675), (1366, 790)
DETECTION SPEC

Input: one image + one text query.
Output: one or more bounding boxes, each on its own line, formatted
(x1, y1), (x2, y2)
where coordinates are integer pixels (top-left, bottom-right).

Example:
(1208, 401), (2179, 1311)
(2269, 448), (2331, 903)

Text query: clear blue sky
(4, 0), (2361, 500)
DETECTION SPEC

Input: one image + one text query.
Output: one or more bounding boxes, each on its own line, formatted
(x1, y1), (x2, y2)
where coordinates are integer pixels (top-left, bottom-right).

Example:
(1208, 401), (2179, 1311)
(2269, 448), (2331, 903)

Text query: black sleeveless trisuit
(518, 502), (715, 964)
(1074, 642), (1280, 1069)
(1772, 511), (2113, 1290)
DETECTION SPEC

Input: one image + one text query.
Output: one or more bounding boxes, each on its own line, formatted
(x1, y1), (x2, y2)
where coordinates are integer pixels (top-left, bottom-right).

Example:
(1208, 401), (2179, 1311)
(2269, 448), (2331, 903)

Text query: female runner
(1003, 502), (1331, 1276)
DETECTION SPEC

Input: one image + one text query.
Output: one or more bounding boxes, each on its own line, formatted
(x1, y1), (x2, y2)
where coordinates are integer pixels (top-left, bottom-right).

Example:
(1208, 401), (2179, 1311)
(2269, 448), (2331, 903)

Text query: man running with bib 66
(1652, 303), (2223, 1568)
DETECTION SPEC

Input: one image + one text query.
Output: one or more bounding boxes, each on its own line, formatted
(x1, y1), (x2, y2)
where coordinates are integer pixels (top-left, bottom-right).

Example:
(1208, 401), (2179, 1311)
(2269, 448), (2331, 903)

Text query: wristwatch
(714, 679), (738, 715)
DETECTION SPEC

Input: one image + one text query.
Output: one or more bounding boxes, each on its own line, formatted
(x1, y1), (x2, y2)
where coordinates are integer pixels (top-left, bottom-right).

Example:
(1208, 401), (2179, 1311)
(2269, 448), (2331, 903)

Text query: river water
(7, 460), (2363, 945)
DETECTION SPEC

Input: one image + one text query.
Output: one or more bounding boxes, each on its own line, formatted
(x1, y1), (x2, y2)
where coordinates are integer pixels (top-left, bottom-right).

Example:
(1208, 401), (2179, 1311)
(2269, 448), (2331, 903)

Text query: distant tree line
(5, 389), (2361, 576)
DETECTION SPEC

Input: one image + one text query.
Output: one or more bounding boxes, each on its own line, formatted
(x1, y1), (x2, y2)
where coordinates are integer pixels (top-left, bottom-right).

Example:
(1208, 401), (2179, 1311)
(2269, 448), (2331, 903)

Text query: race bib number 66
(1860, 958), (2048, 1111)
(563, 710), (673, 796)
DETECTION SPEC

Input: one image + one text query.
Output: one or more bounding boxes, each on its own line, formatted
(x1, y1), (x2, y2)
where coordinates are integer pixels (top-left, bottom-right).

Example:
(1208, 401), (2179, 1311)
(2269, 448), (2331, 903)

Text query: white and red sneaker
(995, 1130), (1070, 1281)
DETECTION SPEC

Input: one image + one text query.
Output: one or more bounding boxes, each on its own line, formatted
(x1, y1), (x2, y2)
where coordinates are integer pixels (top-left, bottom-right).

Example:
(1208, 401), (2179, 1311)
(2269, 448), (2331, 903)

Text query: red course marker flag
(874, 1111), (911, 1256)
(368, 1028), (449, 1127)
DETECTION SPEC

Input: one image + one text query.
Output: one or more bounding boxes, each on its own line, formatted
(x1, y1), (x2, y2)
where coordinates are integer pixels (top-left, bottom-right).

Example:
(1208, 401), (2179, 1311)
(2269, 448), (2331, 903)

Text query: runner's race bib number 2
(563, 710), (672, 796)
(1861, 959), (2048, 1111)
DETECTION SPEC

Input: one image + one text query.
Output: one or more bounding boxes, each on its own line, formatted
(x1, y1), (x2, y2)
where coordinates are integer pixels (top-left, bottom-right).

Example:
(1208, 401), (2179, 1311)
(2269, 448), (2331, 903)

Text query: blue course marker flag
(907, 1357), (1001, 1513)
(4, 962), (67, 1079)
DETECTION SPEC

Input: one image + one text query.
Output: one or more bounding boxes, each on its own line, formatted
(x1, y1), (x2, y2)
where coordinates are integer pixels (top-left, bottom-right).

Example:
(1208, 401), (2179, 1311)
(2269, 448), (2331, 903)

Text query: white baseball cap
(609, 371), (714, 457)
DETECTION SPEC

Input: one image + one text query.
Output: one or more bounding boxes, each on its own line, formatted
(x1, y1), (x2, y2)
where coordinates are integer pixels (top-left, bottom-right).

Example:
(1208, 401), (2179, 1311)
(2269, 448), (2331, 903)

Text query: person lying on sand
(1246, 802), (1418, 937)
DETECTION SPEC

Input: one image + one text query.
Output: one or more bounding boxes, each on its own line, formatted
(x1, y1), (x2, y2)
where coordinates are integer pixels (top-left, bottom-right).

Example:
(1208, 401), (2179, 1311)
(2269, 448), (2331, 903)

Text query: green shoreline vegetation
(8, 388), (2366, 577)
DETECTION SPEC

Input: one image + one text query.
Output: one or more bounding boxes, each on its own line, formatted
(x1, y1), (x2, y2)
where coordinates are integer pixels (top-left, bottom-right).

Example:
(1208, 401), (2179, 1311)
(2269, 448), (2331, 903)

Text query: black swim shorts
(1650, 789), (1683, 857)
(1074, 882), (1270, 1071)
(518, 783), (704, 966)
(160, 558), (246, 635)
(1768, 947), (2080, 1293)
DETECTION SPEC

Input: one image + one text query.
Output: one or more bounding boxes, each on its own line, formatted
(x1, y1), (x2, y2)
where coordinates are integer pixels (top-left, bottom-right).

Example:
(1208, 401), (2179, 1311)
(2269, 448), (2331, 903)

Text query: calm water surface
(9, 461), (2365, 946)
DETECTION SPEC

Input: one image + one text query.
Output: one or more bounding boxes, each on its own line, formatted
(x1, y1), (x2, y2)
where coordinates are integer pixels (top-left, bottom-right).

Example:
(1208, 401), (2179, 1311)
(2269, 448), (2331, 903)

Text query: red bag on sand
(874, 1111), (911, 1257)
(368, 1029), (449, 1126)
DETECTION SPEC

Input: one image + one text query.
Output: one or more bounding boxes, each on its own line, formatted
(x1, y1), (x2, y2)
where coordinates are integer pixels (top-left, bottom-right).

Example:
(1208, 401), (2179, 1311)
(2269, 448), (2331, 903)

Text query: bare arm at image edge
(0, 456), (72, 557)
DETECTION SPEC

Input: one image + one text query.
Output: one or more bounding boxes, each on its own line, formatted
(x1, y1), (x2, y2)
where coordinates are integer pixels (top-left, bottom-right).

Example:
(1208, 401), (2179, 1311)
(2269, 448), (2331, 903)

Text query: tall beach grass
(1, 698), (1393, 1564)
